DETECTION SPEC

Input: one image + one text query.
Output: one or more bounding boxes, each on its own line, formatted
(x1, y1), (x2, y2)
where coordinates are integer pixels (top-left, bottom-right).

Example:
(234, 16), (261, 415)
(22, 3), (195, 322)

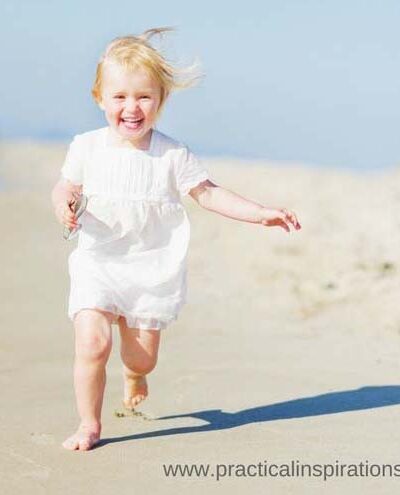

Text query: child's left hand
(258, 207), (301, 232)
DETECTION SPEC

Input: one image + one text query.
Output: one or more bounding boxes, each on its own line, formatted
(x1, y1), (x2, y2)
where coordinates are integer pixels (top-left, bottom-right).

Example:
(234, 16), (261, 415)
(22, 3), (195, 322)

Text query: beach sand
(1, 141), (400, 494)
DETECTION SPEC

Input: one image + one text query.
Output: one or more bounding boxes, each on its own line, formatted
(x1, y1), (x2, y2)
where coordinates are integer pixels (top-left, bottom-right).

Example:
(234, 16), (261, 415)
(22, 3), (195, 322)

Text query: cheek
(146, 101), (160, 116)
(106, 103), (122, 117)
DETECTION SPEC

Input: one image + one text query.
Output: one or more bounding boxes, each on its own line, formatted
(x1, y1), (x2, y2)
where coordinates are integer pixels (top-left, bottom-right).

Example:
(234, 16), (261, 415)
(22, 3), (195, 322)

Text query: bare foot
(123, 373), (148, 410)
(62, 423), (101, 451)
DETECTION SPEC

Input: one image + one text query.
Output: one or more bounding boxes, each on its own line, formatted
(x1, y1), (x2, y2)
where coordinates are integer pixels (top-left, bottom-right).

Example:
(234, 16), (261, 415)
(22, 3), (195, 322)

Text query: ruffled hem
(68, 305), (177, 330)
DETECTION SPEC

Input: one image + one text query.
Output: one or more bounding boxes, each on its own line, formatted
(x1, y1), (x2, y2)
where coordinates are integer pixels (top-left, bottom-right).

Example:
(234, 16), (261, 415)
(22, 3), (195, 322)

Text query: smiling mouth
(121, 117), (144, 129)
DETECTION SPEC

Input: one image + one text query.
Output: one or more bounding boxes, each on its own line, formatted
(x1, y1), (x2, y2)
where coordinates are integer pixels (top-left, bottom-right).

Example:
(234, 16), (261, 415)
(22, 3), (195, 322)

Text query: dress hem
(68, 306), (178, 330)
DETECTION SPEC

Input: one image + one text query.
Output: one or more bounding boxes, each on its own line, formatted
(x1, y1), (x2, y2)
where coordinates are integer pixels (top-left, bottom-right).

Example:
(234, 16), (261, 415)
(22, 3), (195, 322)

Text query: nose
(125, 97), (139, 113)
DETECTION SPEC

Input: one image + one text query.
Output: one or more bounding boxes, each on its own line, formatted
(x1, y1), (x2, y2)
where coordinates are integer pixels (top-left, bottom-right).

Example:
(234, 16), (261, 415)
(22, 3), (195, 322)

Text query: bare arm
(190, 180), (264, 222)
(189, 180), (301, 232)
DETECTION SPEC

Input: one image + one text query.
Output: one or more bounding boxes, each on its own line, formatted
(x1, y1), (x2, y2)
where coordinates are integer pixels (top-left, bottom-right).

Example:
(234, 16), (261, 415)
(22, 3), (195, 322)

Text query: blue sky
(2, 0), (400, 169)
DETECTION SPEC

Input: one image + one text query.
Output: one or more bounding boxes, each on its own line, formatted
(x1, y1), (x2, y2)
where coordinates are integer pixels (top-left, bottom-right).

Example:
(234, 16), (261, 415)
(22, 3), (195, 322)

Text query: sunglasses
(63, 194), (88, 241)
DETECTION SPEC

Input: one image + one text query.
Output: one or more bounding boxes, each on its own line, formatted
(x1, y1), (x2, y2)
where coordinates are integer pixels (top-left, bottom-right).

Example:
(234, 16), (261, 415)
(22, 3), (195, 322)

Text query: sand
(1, 141), (400, 494)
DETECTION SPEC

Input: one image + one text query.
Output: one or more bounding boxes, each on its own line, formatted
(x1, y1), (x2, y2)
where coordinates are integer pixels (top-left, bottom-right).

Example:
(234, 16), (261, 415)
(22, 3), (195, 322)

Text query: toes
(123, 393), (146, 410)
(123, 375), (148, 410)
(62, 437), (79, 450)
(130, 394), (146, 407)
(79, 440), (92, 451)
(123, 399), (134, 410)
(63, 433), (99, 451)
(79, 432), (99, 451)
(132, 394), (145, 406)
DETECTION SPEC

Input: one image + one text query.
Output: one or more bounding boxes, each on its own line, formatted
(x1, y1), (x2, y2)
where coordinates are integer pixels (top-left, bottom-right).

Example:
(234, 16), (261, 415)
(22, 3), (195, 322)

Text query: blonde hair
(92, 27), (201, 113)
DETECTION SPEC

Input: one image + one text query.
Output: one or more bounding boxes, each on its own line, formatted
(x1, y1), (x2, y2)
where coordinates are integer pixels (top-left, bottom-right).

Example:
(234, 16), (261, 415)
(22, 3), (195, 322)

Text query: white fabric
(61, 127), (209, 330)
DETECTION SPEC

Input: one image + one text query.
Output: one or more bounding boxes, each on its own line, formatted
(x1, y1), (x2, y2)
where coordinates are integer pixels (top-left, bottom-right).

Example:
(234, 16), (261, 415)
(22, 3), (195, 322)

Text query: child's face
(99, 63), (162, 147)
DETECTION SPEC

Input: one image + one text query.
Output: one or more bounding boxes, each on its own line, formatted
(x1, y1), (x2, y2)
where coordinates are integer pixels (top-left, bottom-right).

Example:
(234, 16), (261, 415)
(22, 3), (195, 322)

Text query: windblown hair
(92, 27), (201, 113)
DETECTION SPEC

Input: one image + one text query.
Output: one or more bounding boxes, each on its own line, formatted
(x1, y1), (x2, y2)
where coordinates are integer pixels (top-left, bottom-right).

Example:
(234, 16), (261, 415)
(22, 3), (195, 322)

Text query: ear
(98, 100), (105, 111)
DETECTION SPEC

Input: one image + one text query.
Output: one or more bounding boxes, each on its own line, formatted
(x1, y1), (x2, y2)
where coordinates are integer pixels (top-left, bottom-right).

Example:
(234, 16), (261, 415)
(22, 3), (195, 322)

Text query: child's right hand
(55, 199), (78, 229)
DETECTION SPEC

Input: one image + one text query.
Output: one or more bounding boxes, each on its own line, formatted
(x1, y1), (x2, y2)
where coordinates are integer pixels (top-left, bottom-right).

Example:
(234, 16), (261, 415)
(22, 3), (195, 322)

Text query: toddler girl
(51, 28), (301, 452)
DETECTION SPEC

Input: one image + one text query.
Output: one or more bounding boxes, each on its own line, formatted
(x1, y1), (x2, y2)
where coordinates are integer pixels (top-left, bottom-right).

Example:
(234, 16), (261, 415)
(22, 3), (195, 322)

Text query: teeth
(123, 118), (142, 122)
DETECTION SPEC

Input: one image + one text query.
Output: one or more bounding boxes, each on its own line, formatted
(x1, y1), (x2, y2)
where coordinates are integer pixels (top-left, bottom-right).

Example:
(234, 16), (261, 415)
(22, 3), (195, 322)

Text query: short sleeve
(60, 135), (85, 185)
(175, 146), (209, 196)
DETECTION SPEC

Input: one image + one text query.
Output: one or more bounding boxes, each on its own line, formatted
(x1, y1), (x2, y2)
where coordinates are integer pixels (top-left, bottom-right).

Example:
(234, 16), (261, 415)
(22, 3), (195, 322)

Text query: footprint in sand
(113, 407), (157, 421)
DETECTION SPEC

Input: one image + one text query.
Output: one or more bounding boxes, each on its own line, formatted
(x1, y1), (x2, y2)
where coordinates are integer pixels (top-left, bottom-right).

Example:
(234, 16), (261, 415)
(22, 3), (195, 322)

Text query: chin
(121, 122), (148, 136)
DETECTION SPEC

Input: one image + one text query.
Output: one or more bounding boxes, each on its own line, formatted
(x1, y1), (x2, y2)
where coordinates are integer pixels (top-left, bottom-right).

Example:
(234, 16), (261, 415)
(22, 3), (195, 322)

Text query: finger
(278, 212), (291, 230)
(56, 203), (76, 227)
(263, 217), (290, 232)
(64, 219), (76, 229)
(283, 209), (301, 229)
(276, 221), (290, 232)
(287, 212), (299, 228)
(67, 214), (77, 223)
(65, 209), (76, 220)
(64, 216), (77, 228)
(67, 216), (77, 225)
(67, 200), (77, 213)
(278, 220), (290, 232)
(281, 208), (292, 220)
(291, 214), (301, 229)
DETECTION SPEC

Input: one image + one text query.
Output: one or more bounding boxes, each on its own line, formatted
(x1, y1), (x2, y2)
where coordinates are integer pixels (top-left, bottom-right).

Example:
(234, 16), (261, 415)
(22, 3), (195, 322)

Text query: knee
(74, 311), (112, 362)
(77, 334), (111, 362)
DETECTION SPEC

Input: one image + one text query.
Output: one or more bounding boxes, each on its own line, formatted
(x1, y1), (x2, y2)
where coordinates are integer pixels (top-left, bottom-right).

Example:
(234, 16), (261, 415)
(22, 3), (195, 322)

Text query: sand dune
(1, 141), (400, 494)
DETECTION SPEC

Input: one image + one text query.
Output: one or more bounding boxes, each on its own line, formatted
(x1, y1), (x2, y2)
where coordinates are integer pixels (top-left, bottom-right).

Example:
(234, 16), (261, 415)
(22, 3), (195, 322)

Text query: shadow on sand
(98, 386), (400, 447)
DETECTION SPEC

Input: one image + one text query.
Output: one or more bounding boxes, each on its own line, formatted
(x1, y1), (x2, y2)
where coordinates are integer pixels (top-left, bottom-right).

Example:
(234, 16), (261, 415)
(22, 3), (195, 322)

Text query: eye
(139, 95), (151, 100)
(113, 95), (125, 100)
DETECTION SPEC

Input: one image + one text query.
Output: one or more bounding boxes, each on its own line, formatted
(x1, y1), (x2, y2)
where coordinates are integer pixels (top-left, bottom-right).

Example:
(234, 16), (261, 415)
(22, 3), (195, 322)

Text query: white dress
(61, 126), (209, 330)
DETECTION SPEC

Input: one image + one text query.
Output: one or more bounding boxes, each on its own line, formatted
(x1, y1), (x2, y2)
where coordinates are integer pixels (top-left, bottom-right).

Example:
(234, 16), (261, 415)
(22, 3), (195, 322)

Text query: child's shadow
(98, 386), (400, 447)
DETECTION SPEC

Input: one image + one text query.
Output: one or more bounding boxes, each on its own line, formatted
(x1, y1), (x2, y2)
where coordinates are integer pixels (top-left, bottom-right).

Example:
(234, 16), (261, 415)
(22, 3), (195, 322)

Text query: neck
(107, 127), (153, 150)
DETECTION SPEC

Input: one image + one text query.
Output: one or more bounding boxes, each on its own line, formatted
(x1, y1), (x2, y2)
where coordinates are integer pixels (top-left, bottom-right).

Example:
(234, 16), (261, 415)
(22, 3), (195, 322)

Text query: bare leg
(62, 309), (113, 451)
(118, 317), (161, 410)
